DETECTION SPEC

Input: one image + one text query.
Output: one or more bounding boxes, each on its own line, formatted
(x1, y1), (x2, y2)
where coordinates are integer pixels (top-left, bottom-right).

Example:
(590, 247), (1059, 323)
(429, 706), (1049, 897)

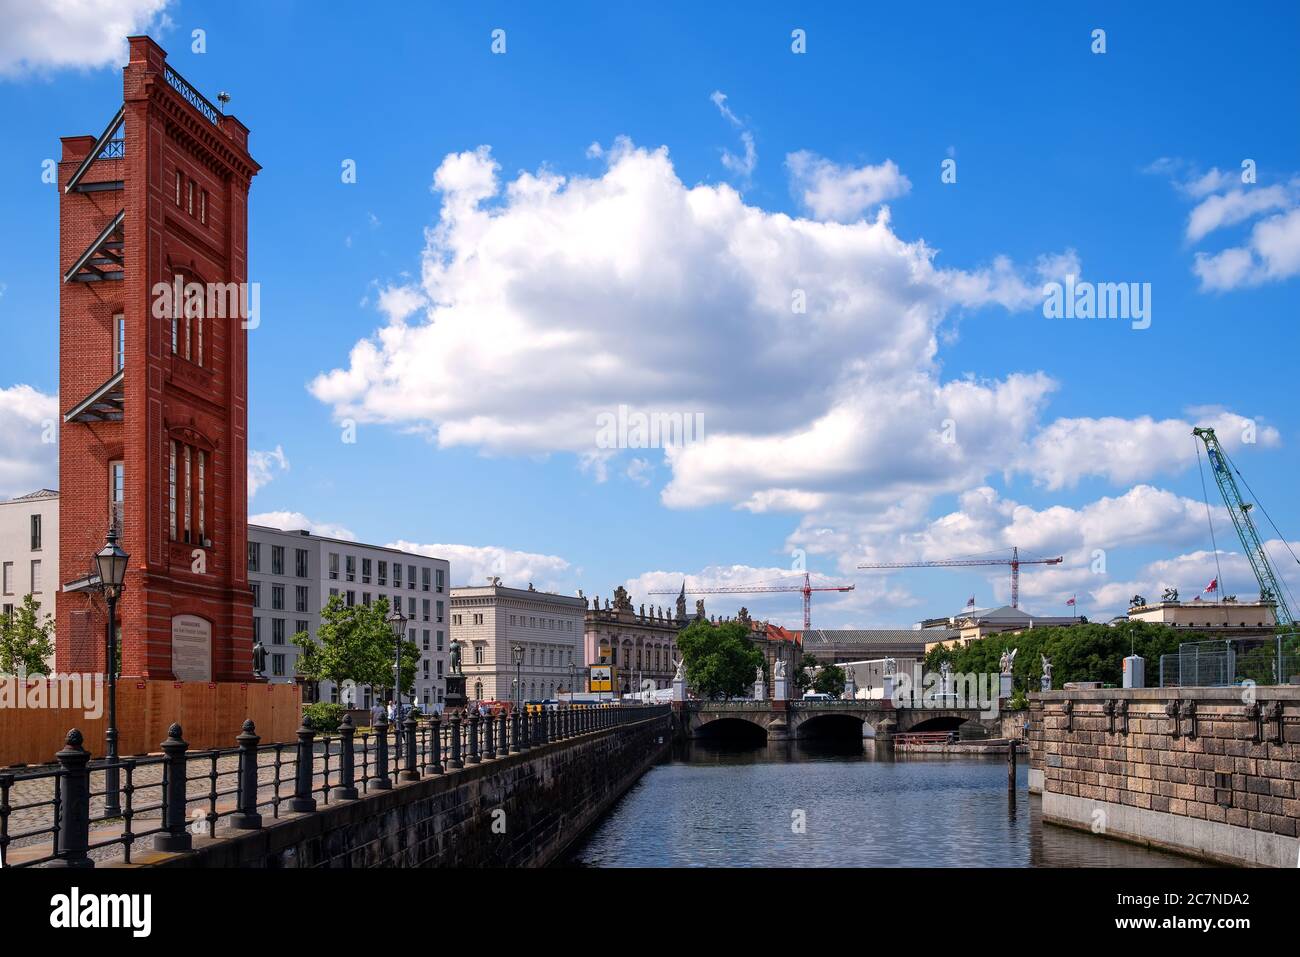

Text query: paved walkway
(3, 731), (430, 866)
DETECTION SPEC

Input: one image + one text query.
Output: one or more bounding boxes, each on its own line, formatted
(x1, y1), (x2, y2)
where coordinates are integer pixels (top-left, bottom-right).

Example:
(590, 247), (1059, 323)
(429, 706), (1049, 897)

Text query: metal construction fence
(1158, 637), (1300, 688)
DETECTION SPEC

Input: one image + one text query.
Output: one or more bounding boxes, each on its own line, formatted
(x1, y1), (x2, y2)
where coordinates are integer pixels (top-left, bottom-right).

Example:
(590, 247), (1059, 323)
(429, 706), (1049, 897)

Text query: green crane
(1192, 427), (1294, 627)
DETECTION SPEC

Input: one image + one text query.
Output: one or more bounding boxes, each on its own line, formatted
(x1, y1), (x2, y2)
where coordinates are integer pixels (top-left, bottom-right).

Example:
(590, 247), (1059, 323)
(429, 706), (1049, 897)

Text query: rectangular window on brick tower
(109, 460), (125, 536)
(168, 442), (177, 540)
(56, 36), (260, 681)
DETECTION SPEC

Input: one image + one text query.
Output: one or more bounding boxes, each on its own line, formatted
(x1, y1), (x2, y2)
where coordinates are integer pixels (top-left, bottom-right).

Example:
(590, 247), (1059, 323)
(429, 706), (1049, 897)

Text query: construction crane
(856, 547), (1062, 609)
(1192, 426), (1295, 627)
(648, 572), (855, 630)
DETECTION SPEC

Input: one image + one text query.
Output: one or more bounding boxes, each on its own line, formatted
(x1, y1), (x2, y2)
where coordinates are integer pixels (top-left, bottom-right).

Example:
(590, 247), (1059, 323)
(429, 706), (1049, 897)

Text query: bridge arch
(694, 716), (768, 743)
(796, 712), (871, 740)
(903, 714), (987, 736)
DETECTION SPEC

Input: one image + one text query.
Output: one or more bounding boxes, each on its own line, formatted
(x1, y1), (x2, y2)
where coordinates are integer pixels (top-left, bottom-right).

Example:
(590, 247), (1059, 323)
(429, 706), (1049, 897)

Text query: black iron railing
(0, 704), (665, 867)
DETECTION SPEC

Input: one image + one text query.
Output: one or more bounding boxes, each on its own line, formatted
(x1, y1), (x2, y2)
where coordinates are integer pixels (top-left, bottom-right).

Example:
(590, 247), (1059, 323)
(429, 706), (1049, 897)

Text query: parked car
(802, 692), (833, 701)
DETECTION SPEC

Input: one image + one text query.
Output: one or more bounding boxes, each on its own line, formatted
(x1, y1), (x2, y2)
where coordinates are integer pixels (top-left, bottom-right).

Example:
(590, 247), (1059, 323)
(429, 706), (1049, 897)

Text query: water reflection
(564, 738), (1206, 868)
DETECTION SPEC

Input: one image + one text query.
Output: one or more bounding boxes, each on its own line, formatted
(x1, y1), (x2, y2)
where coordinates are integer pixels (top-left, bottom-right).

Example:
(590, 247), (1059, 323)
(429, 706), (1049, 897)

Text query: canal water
(564, 739), (1206, 867)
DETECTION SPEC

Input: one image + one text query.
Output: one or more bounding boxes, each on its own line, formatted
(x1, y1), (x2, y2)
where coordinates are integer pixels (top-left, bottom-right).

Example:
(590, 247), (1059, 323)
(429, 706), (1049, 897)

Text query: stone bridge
(674, 700), (999, 742)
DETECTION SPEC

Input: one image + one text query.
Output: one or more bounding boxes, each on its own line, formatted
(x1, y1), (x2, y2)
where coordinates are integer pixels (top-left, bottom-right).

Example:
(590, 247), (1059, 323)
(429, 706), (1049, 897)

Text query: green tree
(922, 620), (1196, 691)
(293, 596), (419, 699)
(0, 594), (55, 675)
(794, 653), (819, 693)
(675, 619), (765, 699)
(812, 663), (846, 697)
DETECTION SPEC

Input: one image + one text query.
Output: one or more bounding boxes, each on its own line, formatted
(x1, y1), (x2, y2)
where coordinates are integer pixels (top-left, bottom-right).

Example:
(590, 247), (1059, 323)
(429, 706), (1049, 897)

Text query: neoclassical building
(451, 580), (586, 704)
(583, 585), (686, 692)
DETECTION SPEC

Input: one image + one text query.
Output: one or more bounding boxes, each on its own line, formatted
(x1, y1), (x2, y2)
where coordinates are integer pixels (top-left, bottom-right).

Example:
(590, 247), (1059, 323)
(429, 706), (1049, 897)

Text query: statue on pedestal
(449, 637), (463, 675)
(774, 659), (787, 679)
(999, 647), (1018, 675)
(673, 658), (685, 682)
(1040, 654), (1053, 691)
(613, 585), (632, 612)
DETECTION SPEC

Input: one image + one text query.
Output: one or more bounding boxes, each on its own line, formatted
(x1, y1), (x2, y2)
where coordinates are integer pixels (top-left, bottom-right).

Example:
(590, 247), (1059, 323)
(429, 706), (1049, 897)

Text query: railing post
(449, 713), (464, 768)
(231, 719), (264, 828)
(402, 714), (420, 781)
(468, 711), (482, 764)
(496, 711), (508, 757)
(291, 718), (317, 813)
(429, 713), (444, 774)
(373, 712), (392, 790)
(50, 729), (93, 868)
(519, 711), (532, 752)
(154, 723), (192, 852)
(511, 710), (522, 753)
(484, 709), (495, 758)
(333, 714), (359, 800)
(539, 709), (550, 745)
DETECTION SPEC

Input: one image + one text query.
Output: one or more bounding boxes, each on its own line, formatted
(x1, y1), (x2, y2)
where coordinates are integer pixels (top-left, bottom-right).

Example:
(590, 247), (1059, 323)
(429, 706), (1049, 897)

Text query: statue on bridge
(773, 659), (787, 679)
(673, 657), (686, 682)
(1040, 654), (1053, 692)
(999, 647), (1018, 675)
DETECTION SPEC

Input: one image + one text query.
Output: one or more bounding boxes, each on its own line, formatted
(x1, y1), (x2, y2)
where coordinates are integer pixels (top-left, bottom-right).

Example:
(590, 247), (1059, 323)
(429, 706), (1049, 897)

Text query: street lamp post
(94, 527), (129, 818)
(512, 644), (524, 712)
(386, 605), (408, 765)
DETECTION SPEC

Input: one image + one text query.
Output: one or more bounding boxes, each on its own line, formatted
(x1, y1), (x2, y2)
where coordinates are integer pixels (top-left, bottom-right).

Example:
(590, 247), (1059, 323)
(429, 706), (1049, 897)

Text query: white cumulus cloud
(0, 384), (58, 498)
(0, 0), (173, 77)
(785, 150), (911, 222)
(391, 541), (571, 591)
(310, 140), (1077, 518)
(247, 446), (289, 498)
(249, 511), (356, 541)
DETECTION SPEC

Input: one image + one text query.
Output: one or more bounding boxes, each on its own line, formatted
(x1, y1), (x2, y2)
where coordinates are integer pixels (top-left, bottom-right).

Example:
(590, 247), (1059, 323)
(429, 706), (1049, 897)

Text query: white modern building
(0, 490), (60, 668)
(451, 580), (586, 704)
(248, 523), (451, 711)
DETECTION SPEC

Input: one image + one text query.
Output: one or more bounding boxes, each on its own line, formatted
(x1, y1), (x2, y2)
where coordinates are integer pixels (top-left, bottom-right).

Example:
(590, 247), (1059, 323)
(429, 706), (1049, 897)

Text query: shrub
(302, 701), (346, 734)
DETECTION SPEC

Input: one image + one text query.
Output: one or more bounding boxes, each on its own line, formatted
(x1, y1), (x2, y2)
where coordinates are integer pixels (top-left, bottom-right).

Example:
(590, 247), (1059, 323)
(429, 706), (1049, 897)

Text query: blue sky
(1, 1), (1298, 628)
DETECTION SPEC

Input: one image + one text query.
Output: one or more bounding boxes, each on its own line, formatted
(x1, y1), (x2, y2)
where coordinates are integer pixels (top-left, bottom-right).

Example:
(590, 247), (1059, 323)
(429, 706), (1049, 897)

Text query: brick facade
(57, 36), (259, 681)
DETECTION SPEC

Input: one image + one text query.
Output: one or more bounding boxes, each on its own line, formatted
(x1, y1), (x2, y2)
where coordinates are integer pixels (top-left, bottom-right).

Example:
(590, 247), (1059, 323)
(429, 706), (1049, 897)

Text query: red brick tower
(57, 36), (259, 681)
